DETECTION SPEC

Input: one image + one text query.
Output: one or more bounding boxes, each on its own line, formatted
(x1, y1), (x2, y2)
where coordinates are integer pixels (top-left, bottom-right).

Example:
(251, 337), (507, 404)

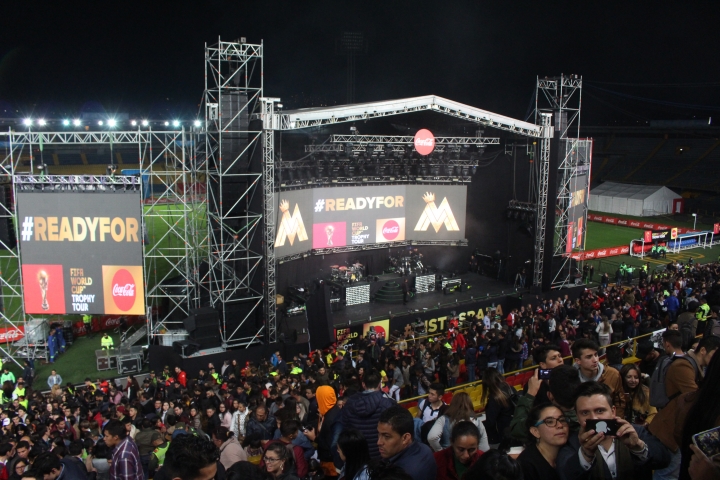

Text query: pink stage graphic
(312, 222), (347, 249)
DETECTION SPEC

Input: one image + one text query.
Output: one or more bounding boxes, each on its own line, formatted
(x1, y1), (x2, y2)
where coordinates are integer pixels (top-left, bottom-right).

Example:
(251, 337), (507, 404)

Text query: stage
(329, 272), (525, 328)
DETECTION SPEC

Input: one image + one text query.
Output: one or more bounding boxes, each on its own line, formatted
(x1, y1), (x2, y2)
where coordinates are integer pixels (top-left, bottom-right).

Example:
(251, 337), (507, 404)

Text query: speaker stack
(181, 307), (222, 350)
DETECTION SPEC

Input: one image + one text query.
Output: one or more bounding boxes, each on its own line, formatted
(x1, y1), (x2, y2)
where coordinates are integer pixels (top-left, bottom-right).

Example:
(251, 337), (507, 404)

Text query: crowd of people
(0, 259), (718, 480)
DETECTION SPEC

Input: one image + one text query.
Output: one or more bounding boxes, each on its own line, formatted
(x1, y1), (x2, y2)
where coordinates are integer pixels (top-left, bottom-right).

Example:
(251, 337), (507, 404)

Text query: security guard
(82, 314), (93, 337)
(101, 332), (114, 350)
(696, 298), (711, 331)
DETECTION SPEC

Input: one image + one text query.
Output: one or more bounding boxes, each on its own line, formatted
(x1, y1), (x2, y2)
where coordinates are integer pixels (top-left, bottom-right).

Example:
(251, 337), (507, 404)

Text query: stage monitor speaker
(281, 316), (310, 345)
(183, 307), (221, 349)
(182, 316), (196, 332)
(173, 340), (201, 356)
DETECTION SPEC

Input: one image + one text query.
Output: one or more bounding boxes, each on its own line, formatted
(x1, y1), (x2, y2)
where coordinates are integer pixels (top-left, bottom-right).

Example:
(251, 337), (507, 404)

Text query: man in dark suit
(557, 382), (670, 480)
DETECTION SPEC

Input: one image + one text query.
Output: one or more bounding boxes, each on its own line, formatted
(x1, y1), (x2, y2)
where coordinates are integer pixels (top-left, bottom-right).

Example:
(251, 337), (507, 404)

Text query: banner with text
(274, 185), (467, 256)
(17, 191), (145, 315)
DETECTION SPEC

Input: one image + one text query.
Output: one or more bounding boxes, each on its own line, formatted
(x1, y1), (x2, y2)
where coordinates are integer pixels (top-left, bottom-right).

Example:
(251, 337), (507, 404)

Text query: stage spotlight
(141, 120), (149, 127)
(107, 119), (117, 127)
(98, 120), (104, 126)
(172, 120), (180, 127)
(37, 119), (46, 126)
(131, 120), (137, 126)
(73, 119), (81, 127)
(23, 118), (32, 126)
(194, 120), (201, 127)
(62, 119), (70, 126)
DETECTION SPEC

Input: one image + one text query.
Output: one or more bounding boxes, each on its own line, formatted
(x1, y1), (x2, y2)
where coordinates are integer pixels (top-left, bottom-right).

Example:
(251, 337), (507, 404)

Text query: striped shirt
(110, 437), (144, 480)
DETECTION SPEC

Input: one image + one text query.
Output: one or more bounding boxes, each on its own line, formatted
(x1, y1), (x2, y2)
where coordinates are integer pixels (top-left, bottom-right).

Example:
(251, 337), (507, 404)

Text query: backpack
(649, 354), (699, 408)
(418, 399), (446, 445)
(709, 318), (720, 338)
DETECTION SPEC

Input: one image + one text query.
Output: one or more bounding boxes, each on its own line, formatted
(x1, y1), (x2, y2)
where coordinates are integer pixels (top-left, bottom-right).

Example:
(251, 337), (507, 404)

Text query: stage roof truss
(276, 96), (542, 138)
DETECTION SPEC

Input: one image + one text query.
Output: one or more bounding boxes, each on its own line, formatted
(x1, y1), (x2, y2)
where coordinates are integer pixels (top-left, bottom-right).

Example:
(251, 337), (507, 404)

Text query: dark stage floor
(330, 272), (526, 327)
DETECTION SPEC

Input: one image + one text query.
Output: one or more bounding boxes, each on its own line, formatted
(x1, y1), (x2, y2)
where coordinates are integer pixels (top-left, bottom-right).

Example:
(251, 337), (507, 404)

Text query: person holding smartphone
(557, 382), (671, 480)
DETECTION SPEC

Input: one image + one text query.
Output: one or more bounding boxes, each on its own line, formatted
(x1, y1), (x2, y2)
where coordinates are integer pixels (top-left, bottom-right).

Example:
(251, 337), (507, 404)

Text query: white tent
(589, 182), (681, 217)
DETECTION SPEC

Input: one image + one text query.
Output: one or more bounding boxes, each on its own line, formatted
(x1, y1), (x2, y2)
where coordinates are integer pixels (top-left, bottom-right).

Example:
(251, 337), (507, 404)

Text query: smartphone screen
(585, 419), (620, 436)
(692, 426), (720, 459)
(538, 369), (552, 380)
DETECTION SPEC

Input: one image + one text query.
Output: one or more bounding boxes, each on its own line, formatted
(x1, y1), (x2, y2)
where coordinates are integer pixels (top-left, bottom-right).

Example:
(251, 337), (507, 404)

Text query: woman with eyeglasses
(263, 441), (299, 480)
(516, 404), (568, 480)
(8, 458), (28, 480)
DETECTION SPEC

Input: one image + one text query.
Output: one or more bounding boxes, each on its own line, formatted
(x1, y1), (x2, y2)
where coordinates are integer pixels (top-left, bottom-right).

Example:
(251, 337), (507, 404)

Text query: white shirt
(578, 440), (649, 478)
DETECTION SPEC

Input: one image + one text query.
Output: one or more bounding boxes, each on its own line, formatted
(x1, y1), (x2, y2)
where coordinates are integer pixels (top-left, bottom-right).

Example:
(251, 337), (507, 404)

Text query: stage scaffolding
(201, 39), (267, 348)
(0, 129), (199, 365)
(534, 75), (585, 289)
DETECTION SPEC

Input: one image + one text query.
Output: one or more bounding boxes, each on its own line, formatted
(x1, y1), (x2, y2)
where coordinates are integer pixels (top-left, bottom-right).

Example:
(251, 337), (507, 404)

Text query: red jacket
(433, 446), (483, 480)
(177, 371), (187, 387)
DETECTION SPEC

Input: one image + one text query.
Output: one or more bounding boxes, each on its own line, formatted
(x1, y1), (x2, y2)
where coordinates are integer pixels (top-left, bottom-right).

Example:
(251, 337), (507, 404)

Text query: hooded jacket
(341, 389), (396, 459)
(246, 411), (277, 440)
(574, 362), (626, 419)
(316, 385), (343, 469)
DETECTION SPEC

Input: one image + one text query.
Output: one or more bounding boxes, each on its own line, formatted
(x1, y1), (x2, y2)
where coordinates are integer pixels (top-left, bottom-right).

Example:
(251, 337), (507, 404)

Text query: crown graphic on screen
(422, 192), (435, 203)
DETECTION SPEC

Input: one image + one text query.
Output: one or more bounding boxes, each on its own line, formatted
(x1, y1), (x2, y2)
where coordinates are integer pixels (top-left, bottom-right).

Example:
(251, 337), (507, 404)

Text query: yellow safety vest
(697, 304), (710, 322)
(101, 336), (114, 349)
(152, 442), (170, 466)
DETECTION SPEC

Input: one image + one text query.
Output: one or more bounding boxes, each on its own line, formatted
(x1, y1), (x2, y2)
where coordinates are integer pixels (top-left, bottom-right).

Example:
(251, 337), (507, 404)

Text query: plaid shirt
(110, 437), (144, 480)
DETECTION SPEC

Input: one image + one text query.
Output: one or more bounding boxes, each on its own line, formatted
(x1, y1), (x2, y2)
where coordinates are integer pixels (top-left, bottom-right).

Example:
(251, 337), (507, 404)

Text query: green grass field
(583, 222), (640, 251)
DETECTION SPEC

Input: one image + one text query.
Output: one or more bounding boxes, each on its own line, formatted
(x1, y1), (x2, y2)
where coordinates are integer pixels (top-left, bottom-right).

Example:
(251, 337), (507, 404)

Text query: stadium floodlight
(73, 119), (81, 127)
(37, 119), (47, 126)
(23, 118), (32, 126)
(62, 119), (70, 126)
(131, 120), (137, 126)
(172, 120), (180, 127)
(164, 121), (169, 126)
(141, 120), (149, 127)
(107, 118), (117, 128)
(98, 120), (104, 126)
(193, 120), (201, 127)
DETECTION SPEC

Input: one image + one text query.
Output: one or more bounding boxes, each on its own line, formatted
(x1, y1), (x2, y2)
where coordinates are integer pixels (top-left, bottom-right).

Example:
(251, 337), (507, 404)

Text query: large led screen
(274, 185), (466, 256)
(17, 191), (145, 315)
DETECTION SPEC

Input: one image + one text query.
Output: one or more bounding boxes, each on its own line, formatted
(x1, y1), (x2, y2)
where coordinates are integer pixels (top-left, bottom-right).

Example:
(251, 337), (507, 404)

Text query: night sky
(2, 1), (720, 126)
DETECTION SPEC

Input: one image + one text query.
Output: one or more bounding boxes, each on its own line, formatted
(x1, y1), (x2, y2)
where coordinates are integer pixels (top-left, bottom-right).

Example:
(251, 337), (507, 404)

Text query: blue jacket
(666, 296), (680, 312)
(389, 441), (437, 480)
(342, 390), (395, 459)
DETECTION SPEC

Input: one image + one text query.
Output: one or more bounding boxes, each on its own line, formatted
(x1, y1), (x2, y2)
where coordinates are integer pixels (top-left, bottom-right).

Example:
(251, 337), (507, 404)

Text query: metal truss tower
(202, 38), (266, 348)
(0, 130), (199, 363)
(534, 75), (583, 289)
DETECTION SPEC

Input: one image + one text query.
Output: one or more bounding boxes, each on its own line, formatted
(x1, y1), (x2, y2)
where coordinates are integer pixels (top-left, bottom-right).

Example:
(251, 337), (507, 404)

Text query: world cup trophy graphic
(37, 270), (49, 310)
(325, 225), (334, 246)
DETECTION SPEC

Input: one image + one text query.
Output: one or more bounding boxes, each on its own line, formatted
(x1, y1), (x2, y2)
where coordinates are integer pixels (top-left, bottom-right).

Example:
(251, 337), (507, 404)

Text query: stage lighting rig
(62, 119), (70, 126)
(73, 119), (81, 127)
(107, 119), (117, 127)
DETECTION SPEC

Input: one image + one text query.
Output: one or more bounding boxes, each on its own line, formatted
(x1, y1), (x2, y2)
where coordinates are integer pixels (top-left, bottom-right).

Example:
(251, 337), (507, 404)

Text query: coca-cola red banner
(71, 315), (145, 337)
(568, 245), (630, 261)
(588, 214), (694, 234)
(0, 326), (25, 344)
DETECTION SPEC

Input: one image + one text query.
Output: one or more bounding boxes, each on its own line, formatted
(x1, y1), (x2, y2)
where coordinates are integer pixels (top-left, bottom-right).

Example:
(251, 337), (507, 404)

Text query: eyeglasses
(263, 456), (282, 463)
(534, 416), (569, 428)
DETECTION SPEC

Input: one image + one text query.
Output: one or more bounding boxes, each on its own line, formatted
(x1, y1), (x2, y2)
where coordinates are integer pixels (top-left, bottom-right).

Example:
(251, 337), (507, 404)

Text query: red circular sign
(111, 269), (137, 312)
(414, 129), (435, 155)
(382, 220), (400, 240)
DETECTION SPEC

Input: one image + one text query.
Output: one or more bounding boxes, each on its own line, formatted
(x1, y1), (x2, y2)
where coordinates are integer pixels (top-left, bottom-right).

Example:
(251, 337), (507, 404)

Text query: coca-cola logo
(104, 317), (122, 327)
(382, 220), (400, 240)
(610, 248), (619, 254)
(621, 247), (630, 253)
(586, 252), (596, 258)
(414, 129), (435, 156)
(630, 221), (640, 227)
(111, 269), (136, 312)
(0, 328), (24, 343)
(598, 250), (607, 256)
(618, 220), (627, 225)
